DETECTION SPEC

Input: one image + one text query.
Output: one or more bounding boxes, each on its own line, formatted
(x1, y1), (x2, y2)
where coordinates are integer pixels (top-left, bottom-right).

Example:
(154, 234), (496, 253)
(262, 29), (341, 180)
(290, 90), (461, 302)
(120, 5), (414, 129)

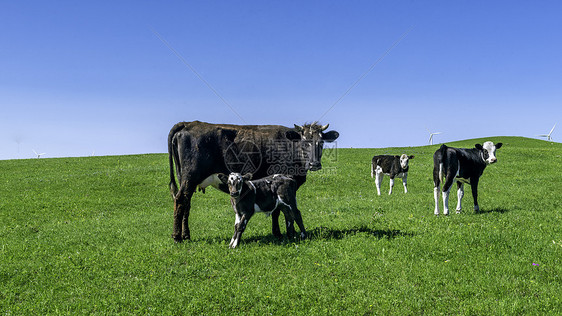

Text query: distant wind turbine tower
(428, 131), (442, 145)
(32, 149), (46, 158)
(537, 124), (556, 141)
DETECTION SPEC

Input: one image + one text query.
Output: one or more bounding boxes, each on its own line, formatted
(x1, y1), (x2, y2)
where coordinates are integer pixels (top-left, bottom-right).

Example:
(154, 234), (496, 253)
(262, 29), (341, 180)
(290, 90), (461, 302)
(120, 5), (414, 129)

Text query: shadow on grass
(476, 208), (510, 214)
(307, 226), (413, 241)
(198, 225), (413, 246)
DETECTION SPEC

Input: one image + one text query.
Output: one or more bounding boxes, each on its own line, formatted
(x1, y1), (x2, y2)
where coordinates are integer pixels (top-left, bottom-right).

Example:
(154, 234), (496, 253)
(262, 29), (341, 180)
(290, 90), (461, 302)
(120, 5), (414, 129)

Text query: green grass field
(1, 136), (561, 314)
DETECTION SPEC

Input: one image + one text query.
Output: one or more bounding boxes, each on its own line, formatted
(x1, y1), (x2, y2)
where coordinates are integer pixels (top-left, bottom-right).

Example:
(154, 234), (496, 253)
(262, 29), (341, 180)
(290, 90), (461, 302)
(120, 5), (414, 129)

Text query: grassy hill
(1, 137), (561, 314)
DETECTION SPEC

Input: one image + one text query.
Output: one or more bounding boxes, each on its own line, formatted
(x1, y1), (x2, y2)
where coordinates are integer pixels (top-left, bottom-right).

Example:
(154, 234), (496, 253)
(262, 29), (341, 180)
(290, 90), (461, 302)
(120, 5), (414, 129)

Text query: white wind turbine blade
(548, 124), (556, 137)
(428, 132), (442, 145)
(32, 149), (45, 158)
(537, 124), (556, 141)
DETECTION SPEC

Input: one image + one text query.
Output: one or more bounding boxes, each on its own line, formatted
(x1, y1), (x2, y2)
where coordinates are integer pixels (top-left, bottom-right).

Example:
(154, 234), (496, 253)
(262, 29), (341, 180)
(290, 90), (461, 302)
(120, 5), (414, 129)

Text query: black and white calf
(433, 141), (503, 215)
(371, 154), (414, 195)
(218, 173), (306, 248)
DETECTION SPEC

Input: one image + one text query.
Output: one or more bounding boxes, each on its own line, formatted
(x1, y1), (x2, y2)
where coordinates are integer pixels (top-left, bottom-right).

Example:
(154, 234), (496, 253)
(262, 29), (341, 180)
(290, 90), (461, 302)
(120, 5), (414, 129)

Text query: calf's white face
(400, 154), (410, 169)
(227, 173), (244, 197)
(480, 141), (503, 165)
(225, 172), (253, 197)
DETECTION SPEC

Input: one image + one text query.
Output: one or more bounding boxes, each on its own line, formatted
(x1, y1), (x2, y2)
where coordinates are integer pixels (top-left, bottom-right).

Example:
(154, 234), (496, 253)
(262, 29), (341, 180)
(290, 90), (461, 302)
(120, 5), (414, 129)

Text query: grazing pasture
(1, 137), (561, 314)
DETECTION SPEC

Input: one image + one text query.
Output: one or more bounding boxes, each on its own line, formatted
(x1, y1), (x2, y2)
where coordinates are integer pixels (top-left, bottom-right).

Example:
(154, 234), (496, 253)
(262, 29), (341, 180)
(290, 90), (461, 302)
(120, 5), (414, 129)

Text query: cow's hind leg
(172, 186), (194, 242)
(456, 182), (464, 213)
(441, 174), (456, 216)
(433, 186), (441, 215)
(285, 199), (306, 239)
(271, 209), (283, 239)
(283, 210), (296, 240)
(375, 171), (383, 196)
(292, 207), (307, 239)
(433, 164), (441, 215)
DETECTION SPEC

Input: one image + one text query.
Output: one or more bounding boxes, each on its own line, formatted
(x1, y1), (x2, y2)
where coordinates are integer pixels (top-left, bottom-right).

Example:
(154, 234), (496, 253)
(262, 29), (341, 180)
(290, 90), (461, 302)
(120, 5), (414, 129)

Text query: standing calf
(218, 173), (306, 248)
(371, 154), (414, 195)
(433, 141), (503, 215)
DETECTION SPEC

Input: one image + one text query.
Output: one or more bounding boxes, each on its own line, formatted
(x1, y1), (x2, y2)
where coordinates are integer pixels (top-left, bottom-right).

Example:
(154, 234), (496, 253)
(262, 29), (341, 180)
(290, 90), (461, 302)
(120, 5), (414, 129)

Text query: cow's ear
(217, 173), (228, 184)
(322, 130), (339, 142)
(409, 155), (415, 159)
(495, 142), (503, 149)
(285, 130), (301, 141)
(242, 173), (253, 181)
(475, 144), (483, 150)
(395, 155), (400, 159)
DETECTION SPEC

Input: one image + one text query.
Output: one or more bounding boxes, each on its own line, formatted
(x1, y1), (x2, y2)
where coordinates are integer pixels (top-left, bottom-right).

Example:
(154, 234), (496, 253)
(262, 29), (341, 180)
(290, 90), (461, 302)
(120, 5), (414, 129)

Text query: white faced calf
(218, 173), (306, 248)
(371, 154), (414, 195)
(433, 141), (503, 215)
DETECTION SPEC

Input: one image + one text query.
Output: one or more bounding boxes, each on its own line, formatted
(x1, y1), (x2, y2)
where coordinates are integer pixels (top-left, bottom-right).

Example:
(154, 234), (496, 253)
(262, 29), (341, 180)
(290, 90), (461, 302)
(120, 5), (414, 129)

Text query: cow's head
(475, 141), (503, 164)
(218, 173), (253, 198)
(399, 154), (414, 169)
(286, 123), (339, 171)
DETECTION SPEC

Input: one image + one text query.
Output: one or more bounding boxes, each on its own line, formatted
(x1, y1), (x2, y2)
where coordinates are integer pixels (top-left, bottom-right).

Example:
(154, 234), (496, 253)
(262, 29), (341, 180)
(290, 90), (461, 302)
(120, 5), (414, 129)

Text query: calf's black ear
(286, 130), (301, 141)
(409, 155), (415, 159)
(242, 173), (253, 181)
(323, 130), (339, 142)
(495, 142), (503, 149)
(217, 173), (228, 184)
(475, 144), (483, 150)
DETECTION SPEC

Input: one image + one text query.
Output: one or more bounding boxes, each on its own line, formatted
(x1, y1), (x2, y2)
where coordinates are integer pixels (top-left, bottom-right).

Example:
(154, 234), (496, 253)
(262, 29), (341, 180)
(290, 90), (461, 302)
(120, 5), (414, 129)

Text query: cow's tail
(168, 123), (184, 199)
(437, 144), (448, 163)
(435, 144), (449, 182)
(371, 157), (380, 178)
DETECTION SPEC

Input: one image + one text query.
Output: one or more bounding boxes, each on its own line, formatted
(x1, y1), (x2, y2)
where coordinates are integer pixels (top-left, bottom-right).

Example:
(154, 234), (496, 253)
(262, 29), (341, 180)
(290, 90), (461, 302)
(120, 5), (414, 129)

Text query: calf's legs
(230, 214), (249, 249)
(271, 209), (283, 239)
(471, 178), (480, 212)
(456, 182), (464, 213)
(375, 172), (383, 196)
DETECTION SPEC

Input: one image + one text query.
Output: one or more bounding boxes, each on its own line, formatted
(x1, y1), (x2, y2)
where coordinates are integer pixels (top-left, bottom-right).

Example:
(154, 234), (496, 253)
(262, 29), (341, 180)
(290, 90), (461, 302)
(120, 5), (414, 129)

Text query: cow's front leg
(230, 214), (249, 248)
(471, 178), (480, 212)
(292, 207), (307, 239)
(402, 174), (408, 193)
(456, 182), (464, 213)
(388, 177), (395, 195)
(271, 209), (282, 239)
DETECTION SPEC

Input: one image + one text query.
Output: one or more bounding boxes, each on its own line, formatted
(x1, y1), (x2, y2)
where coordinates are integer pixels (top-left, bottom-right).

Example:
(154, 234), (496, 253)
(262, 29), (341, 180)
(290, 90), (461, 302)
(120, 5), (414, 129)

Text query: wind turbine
(537, 124), (556, 141)
(428, 131), (442, 145)
(32, 149), (46, 158)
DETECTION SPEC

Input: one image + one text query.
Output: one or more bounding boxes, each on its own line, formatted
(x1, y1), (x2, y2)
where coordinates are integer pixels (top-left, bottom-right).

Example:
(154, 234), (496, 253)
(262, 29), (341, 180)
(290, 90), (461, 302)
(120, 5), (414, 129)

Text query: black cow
(433, 141), (503, 215)
(218, 173), (305, 248)
(371, 154), (414, 195)
(168, 121), (339, 242)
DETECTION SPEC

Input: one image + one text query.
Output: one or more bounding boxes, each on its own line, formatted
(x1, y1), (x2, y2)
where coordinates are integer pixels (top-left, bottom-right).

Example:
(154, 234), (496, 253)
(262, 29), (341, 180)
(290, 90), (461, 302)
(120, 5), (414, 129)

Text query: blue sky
(1, 1), (560, 159)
